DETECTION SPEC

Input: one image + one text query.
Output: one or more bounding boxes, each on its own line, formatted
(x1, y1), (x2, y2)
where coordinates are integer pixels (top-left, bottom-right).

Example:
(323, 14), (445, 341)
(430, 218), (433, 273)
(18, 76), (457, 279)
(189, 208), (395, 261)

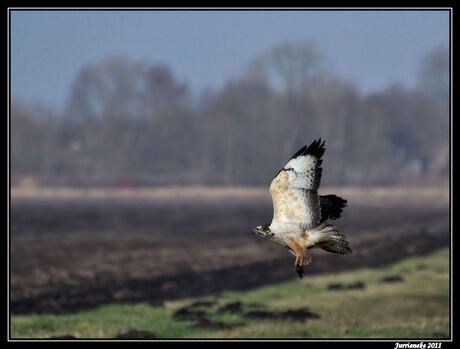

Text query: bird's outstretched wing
(270, 139), (325, 230)
(319, 194), (347, 223)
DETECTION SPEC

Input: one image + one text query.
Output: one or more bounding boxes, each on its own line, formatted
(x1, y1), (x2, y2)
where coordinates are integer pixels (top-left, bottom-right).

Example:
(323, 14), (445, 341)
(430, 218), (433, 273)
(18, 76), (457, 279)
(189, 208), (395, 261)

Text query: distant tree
(65, 57), (189, 121)
(11, 43), (449, 187)
(65, 56), (146, 121)
(357, 84), (447, 181)
(11, 100), (41, 174)
(259, 41), (327, 95)
(299, 76), (359, 185)
(144, 65), (189, 116)
(241, 57), (269, 87)
(11, 100), (61, 179)
(417, 46), (449, 116)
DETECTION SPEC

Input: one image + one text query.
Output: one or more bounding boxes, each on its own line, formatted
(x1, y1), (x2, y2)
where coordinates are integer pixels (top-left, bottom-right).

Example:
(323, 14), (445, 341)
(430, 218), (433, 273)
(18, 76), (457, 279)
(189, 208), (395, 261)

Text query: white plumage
(252, 139), (351, 278)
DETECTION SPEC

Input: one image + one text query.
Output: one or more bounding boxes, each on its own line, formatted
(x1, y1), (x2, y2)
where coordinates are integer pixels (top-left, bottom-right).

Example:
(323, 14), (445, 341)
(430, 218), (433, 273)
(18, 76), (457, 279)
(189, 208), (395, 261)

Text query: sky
(10, 9), (450, 109)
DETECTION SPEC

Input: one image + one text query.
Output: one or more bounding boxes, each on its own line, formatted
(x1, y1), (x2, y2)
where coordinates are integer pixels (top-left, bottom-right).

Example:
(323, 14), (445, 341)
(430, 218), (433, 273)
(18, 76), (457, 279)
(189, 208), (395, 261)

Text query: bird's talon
(295, 263), (304, 279)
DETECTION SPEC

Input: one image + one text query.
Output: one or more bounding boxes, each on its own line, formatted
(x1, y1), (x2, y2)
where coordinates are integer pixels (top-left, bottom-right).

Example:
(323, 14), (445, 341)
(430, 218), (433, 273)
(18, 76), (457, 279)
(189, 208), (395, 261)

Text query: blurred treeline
(11, 42), (449, 187)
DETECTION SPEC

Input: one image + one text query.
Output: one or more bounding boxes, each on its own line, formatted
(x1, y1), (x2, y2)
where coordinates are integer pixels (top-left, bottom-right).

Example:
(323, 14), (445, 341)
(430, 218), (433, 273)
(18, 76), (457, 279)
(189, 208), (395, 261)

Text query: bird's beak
(252, 228), (258, 234)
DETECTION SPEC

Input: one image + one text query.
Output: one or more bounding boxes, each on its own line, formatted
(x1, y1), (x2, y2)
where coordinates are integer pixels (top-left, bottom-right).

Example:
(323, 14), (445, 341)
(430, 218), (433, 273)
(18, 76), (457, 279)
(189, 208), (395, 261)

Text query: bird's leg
(294, 255), (304, 279)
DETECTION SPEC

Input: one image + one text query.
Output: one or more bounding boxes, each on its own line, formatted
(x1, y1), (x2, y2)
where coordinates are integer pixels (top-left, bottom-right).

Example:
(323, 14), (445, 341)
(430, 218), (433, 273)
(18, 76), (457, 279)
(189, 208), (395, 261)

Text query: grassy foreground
(11, 248), (450, 339)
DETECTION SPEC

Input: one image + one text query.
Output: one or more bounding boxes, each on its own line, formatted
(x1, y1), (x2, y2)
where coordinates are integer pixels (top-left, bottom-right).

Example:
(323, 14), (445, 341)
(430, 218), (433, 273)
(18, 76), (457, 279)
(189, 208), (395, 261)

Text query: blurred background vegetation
(11, 42), (449, 188)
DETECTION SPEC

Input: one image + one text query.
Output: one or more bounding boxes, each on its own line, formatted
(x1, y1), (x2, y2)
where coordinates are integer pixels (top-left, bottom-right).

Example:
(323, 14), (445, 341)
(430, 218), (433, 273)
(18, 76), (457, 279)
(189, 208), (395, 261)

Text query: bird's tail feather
(315, 223), (352, 255)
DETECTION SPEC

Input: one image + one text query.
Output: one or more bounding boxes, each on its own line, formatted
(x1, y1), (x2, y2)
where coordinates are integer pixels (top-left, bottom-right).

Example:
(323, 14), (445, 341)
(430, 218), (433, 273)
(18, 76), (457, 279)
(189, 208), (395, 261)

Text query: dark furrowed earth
(10, 190), (449, 315)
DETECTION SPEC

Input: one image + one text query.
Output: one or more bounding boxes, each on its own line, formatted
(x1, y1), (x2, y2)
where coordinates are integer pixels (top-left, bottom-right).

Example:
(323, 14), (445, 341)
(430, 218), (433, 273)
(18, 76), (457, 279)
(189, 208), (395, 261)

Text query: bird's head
(252, 224), (273, 239)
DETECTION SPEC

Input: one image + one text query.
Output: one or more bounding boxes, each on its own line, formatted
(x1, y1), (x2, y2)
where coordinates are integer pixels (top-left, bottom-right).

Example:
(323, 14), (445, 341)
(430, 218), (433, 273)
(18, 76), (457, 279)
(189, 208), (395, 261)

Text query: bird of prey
(252, 139), (351, 278)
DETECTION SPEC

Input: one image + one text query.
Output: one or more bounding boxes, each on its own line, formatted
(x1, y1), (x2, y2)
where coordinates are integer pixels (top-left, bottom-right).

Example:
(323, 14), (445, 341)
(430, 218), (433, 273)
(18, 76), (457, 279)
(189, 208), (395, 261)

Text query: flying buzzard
(252, 139), (351, 278)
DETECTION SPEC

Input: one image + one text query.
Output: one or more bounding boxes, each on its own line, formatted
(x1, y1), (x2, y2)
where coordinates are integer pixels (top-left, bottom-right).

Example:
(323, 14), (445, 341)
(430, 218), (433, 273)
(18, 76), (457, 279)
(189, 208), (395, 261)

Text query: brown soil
(116, 329), (156, 339)
(244, 308), (320, 321)
(10, 187), (449, 315)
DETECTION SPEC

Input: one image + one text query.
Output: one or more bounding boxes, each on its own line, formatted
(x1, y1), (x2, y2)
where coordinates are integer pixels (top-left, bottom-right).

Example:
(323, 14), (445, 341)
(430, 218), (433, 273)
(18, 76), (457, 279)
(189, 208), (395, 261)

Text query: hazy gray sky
(10, 9), (449, 109)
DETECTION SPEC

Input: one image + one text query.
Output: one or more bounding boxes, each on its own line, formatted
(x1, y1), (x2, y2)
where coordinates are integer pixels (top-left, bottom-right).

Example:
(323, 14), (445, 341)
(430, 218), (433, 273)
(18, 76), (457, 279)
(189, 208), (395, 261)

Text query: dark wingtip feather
(304, 138), (326, 159)
(320, 195), (348, 222)
(290, 138), (326, 160)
